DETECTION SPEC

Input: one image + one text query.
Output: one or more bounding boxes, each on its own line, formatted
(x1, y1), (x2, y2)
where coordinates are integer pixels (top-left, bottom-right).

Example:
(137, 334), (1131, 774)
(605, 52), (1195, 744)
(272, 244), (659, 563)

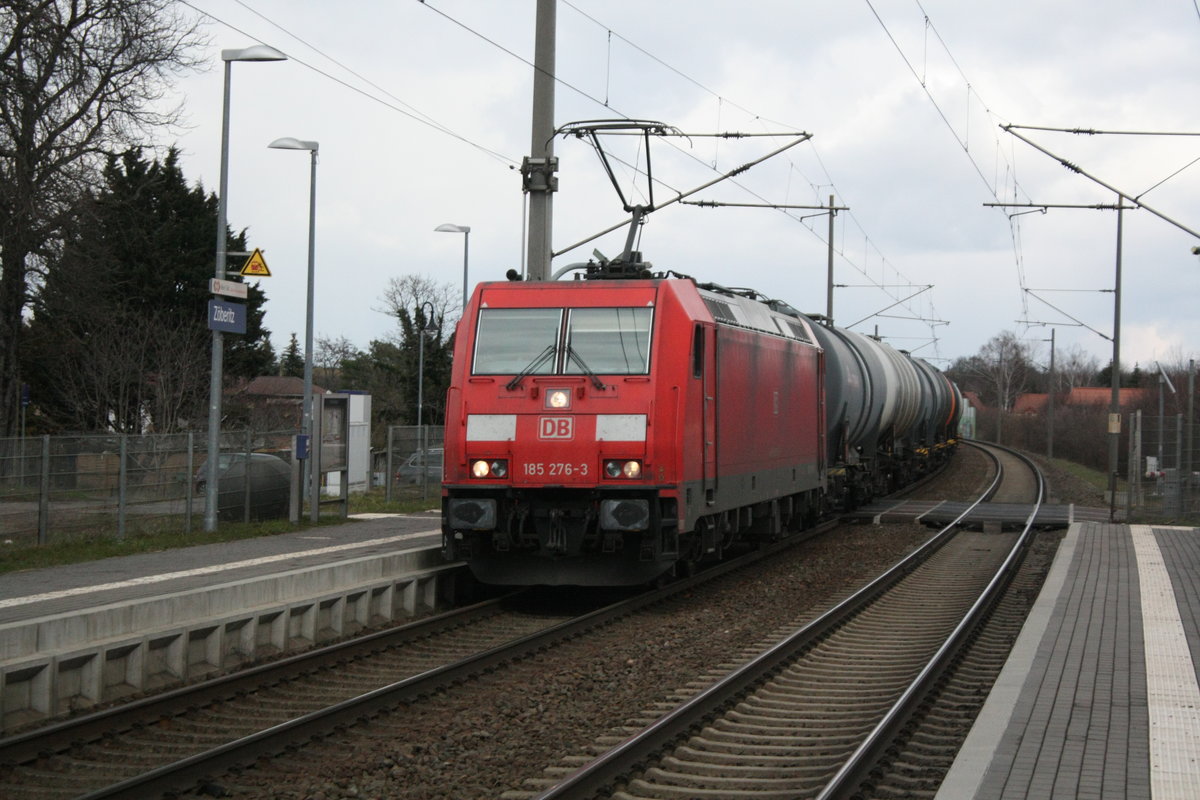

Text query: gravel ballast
(195, 445), (1071, 799)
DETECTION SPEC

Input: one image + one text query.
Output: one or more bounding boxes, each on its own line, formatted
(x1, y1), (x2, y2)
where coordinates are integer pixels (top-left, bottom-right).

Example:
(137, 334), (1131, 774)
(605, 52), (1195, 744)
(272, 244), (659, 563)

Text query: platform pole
(1107, 201), (1123, 522)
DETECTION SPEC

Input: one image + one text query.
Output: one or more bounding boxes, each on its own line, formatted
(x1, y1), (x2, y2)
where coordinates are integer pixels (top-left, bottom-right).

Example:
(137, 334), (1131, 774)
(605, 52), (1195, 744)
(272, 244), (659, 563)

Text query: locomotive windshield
(473, 308), (562, 374)
(564, 308), (652, 374)
(473, 306), (653, 376)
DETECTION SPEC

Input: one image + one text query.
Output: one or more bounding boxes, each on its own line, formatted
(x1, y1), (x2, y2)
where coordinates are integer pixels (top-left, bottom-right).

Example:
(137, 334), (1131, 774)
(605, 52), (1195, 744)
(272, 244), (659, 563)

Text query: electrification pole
(523, 0), (558, 281)
(1107, 201), (1123, 521)
(1047, 328), (1056, 459)
(826, 195), (836, 326)
(984, 198), (1129, 518)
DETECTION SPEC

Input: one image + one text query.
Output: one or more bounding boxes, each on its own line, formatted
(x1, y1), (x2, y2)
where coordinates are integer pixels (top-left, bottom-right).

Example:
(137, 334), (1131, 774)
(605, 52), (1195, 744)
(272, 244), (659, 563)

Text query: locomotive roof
(475, 275), (817, 346)
(694, 284), (816, 345)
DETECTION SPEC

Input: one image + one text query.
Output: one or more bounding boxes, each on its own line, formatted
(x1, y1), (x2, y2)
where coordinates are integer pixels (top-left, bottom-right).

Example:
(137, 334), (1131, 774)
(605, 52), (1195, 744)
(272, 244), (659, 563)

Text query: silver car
(396, 448), (443, 485)
(195, 452), (291, 520)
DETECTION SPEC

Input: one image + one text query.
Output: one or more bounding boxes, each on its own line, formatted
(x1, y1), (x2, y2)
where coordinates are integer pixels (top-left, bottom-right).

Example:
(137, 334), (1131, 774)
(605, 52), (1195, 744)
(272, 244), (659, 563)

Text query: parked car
(195, 452), (291, 520)
(396, 448), (443, 485)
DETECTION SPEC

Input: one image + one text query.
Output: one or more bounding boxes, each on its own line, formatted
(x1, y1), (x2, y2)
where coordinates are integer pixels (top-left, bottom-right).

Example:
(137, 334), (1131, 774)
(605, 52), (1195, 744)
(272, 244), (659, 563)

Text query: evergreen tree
(1096, 361), (1139, 390)
(22, 148), (273, 432)
(396, 304), (453, 426)
(0, 0), (205, 434)
(279, 333), (305, 377)
(340, 339), (409, 440)
(375, 275), (457, 427)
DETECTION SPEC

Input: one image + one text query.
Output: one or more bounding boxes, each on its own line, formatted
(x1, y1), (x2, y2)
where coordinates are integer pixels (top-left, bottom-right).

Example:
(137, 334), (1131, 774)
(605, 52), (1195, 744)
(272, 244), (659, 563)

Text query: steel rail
(816, 442), (1045, 799)
(3, 452), (965, 798)
(0, 591), (522, 767)
(530, 444), (1008, 799)
(59, 520), (840, 800)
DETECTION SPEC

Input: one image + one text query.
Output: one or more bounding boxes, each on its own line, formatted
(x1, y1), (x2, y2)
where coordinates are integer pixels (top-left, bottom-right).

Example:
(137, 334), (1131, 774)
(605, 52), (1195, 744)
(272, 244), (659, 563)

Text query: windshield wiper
(566, 345), (607, 390)
(505, 344), (557, 391)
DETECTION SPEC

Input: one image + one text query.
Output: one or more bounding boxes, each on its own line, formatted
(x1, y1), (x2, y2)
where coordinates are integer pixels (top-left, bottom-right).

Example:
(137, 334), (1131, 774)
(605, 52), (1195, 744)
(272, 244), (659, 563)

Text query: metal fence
(0, 430), (298, 547)
(1126, 409), (1198, 519)
(382, 425), (445, 503)
(0, 424), (453, 548)
(974, 402), (1200, 521)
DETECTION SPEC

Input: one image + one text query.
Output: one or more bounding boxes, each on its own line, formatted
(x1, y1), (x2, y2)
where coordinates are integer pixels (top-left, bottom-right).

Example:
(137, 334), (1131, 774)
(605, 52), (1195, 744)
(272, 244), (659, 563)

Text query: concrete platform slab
(937, 522), (1200, 799)
(0, 513), (464, 731)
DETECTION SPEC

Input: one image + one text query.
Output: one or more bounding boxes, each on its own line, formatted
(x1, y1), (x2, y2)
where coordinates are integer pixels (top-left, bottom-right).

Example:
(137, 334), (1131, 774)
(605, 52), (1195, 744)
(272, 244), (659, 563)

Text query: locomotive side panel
(710, 326), (824, 511)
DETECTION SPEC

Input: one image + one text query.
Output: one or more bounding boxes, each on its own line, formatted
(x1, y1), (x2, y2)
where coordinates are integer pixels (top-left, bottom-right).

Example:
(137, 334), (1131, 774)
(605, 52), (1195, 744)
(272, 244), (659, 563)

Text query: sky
(160, 0), (1200, 375)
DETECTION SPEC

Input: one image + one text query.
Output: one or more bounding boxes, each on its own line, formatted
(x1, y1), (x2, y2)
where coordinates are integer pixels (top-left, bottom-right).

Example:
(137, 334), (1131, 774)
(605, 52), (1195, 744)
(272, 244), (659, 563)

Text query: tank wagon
(441, 258), (962, 587)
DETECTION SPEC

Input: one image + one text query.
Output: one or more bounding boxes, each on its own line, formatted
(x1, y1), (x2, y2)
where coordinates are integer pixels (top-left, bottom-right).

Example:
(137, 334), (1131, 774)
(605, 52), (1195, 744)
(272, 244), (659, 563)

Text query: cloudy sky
(163, 0), (1200, 373)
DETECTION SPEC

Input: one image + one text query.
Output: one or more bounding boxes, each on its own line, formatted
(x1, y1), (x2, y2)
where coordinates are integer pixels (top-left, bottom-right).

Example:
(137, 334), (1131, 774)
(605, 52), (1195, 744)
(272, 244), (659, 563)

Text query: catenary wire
(179, 0), (519, 169)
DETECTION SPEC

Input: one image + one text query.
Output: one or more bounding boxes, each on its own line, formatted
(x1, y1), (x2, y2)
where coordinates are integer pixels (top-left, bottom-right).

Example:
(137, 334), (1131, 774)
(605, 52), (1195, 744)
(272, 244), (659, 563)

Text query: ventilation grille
(784, 320), (811, 342)
(703, 297), (736, 324)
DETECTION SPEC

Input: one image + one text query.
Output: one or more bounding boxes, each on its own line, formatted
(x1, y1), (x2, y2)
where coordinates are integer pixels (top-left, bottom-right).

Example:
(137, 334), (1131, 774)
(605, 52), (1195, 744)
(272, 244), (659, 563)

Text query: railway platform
(938, 521), (1200, 799)
(0, 513), (453, 731)
(6, 514), (1199, 799)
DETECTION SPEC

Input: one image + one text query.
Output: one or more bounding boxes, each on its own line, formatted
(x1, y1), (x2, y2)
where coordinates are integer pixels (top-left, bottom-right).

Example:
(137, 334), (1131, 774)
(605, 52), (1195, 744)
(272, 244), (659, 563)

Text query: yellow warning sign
(240, 248), (271, 277)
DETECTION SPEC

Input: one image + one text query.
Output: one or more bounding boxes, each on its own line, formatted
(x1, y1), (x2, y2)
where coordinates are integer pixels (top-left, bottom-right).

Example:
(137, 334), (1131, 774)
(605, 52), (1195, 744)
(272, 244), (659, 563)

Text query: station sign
(208, 298), (247, 334)
(210, 278), (248, 299)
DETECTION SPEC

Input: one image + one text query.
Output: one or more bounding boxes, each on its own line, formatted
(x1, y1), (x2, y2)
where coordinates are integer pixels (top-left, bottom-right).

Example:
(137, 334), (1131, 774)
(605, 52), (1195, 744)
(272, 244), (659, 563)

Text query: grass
(1045, 456), (1127, 493)
(1039, 453), (1200, 525)
(0, 488), (439, 575)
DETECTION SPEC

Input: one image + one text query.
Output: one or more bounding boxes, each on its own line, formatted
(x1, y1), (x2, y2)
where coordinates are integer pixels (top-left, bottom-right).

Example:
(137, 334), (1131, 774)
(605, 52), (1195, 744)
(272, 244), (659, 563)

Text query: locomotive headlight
(603, 459), (643, 479)
(546, 388), (571, 409)
(471, 459), (508, 479)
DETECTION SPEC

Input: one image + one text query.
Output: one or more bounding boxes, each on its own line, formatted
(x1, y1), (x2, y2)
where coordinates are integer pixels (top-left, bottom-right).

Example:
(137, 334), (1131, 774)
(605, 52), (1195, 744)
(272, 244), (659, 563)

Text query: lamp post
(416, 301), (438, 498)
(435, 223), (471, 309)
(268, 137), (319, 521)
(206, 45), (287, 533)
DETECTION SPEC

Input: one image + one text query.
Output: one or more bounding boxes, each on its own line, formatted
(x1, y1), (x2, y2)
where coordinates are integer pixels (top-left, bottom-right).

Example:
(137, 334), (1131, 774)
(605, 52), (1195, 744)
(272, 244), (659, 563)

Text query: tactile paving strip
(1131, 525), (1200, 799)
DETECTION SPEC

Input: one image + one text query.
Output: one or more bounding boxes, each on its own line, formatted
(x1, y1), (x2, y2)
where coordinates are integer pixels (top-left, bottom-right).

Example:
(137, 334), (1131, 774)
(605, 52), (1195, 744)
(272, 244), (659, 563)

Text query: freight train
(440, 255), (963, 587)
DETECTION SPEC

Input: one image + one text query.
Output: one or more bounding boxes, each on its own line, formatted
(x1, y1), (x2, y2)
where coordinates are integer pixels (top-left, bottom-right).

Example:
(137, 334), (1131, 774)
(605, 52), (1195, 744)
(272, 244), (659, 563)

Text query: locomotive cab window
(473, 306), (652, 376)
(564, 307), (652, 375)
(473, 308), (563, 374)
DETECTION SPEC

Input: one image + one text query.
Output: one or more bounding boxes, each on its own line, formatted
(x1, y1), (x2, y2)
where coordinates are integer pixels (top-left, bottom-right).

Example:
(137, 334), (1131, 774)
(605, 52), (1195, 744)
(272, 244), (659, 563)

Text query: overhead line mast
(523, 0), (558, 281)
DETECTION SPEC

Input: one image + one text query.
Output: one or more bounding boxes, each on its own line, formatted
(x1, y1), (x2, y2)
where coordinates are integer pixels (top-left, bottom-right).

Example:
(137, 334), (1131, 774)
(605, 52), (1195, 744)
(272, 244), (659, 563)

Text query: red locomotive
(441, 257), (961, 587)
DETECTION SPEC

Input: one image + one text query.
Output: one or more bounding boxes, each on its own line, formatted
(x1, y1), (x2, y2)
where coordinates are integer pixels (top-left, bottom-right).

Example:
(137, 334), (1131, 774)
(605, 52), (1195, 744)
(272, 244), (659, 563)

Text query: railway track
(0, 593), (581, 798)
(0, 517), (843, 799)
(513, 441), (1046, 799)
(0, 442), (1028, 799)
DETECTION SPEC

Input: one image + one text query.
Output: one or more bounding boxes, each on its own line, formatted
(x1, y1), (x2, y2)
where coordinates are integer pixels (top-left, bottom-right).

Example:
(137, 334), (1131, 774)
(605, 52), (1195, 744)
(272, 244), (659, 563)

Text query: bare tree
(1056, 344), (1101, 392)
(314, 334), (361, 391)
(146, 317), (211, 432)
(376, 274), (457, 426)
(946, 331), (1033, 442)
(977, 331), (1033, 412)
(0, 0), (205, 434)
(377, 274), (459, 334)
(44, 306), (147, 433)
(32, 307), (206, 433)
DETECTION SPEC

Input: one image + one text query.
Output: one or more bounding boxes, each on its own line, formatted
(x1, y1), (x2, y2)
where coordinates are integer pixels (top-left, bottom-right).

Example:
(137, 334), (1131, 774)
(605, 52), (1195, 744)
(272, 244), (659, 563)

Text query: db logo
(539, 416), (574, 440)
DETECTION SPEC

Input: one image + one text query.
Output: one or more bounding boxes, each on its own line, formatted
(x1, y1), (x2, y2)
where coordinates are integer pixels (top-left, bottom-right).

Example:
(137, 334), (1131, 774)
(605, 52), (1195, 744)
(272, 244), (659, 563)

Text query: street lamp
(416, 301), (439, 497)
(206, 44), (287, 533)
(435, 223), (471, 309)
(268, 137), (319, 522)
